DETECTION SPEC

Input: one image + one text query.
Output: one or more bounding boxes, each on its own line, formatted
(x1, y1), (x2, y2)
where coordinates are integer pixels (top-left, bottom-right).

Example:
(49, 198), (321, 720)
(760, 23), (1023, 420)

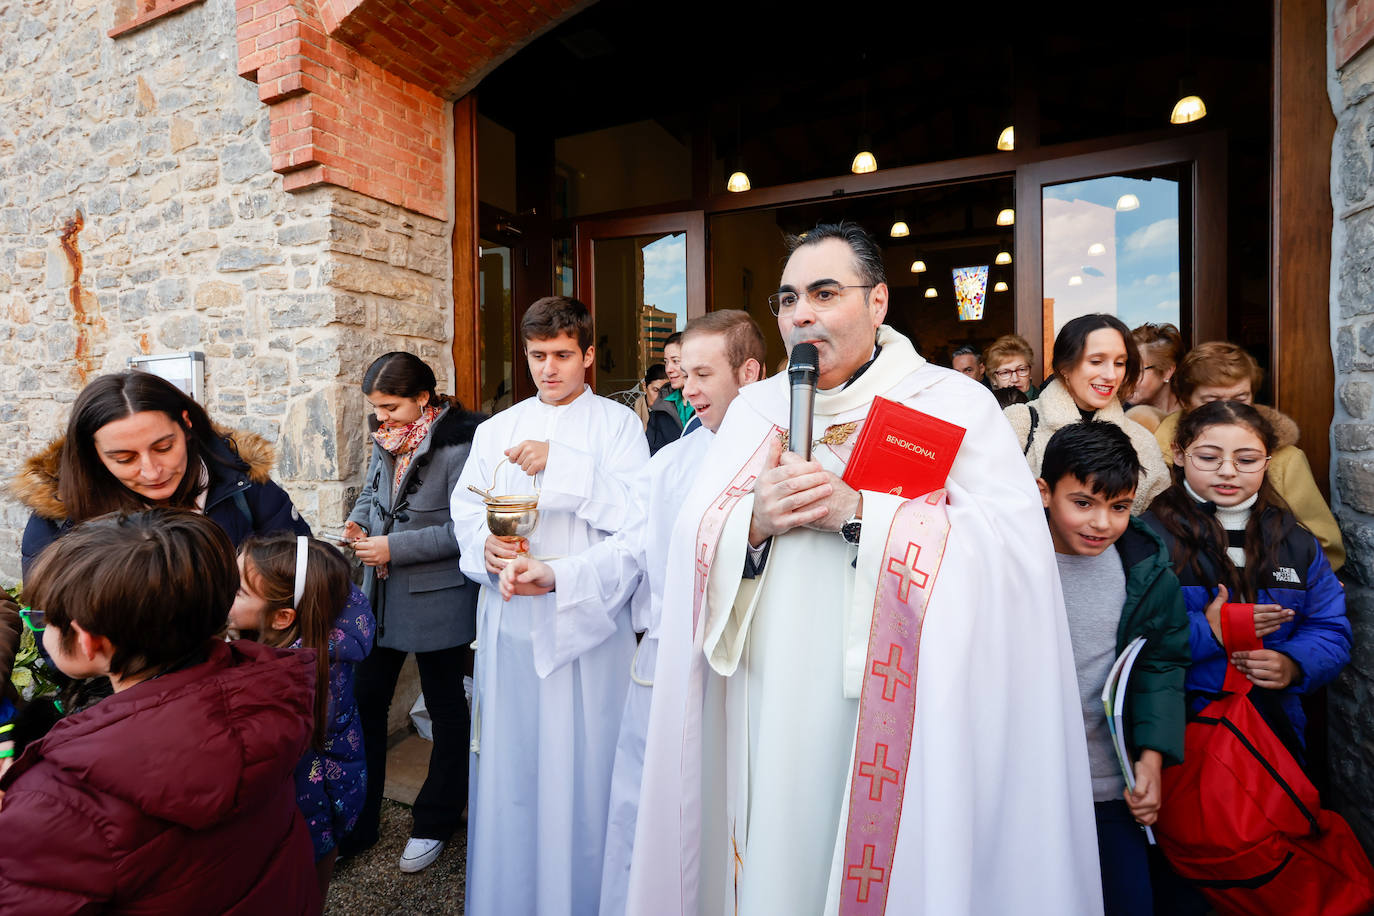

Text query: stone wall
(0, 0), (454, 583)
(1329, 1), (1374, 849)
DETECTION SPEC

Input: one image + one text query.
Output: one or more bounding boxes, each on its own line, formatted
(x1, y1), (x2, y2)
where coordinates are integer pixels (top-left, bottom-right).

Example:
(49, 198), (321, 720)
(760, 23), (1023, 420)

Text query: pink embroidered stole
(690, 426), (782, 637)
(841, 490), (952, 914)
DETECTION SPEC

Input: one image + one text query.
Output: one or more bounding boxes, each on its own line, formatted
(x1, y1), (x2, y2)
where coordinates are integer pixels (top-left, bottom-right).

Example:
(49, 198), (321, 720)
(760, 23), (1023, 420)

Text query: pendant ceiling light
(1087, 242), (1107, 256)
(1170, 94), (1207, 124)
(910, 259), (927, 273)
(851, 61), (877, 174)
(924, 287), (938, 298)
(996, 208), (1015, 226)
(851, 134), (877, 174)
(727, 105), (750, 192)
(1115, 194), (1140, 212)
(993, 281), (1009, 292)
(997, 125), (1015, 151)
(890, 210), (910, 237)
(994, 251), (1012, 265)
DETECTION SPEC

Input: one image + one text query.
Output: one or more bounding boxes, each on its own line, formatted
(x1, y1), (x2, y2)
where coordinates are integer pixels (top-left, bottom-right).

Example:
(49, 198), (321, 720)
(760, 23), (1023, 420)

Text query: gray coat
(347, 404), (484, 652)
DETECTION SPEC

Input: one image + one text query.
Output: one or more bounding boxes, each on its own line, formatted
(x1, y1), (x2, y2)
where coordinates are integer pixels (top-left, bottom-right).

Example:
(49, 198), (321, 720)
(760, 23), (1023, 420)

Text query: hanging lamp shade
(997, 125), (1015, 151)
(890, 211), (910, 237)
(1170, 94), (1207, 124)
(1115, 194), (1140, 211)
(1087, 242), (1107, 256)
(727, 170), (751, 193)
(993, 281), (1009, 292)
(851, 132), (877, 174)
(910, 259), (927, 273)
(996, 208), (1015, 226)
(924, 287), (938, 298)
(994, 251), (1012, 265)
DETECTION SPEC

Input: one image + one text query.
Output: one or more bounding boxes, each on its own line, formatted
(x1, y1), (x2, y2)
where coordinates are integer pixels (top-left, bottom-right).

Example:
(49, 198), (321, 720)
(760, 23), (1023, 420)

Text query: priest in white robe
(626, 224), (1103, 916)
(451, 296), (649, 916)
(497, 311), (767, 916)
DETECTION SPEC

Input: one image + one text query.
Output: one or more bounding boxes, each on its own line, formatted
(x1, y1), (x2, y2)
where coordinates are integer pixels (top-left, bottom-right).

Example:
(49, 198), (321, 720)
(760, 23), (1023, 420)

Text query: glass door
(1016, 134), (1227, 372)
(575, 212), (706, 400)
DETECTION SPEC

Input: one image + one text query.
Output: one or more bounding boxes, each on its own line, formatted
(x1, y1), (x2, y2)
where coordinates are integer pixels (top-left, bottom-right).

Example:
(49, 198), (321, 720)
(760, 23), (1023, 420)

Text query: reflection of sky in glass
(642, 233), (687, 331)
(1042, 176), (1179, 337)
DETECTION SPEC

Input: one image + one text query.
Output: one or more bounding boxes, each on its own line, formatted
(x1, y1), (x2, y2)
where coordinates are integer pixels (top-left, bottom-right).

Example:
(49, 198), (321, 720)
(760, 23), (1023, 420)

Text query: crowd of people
(0, 220), (1364, 916)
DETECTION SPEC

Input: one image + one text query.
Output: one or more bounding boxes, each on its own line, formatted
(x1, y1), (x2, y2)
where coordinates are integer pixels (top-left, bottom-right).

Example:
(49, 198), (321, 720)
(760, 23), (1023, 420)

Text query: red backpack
(1154, 603), (1374, 916)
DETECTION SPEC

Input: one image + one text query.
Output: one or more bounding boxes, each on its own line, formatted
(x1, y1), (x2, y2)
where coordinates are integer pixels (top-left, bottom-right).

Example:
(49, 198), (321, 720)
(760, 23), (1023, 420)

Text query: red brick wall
(236, 0), (584, 219)
(110, 0), (209, 38)
(1336, 0), (1374, 68)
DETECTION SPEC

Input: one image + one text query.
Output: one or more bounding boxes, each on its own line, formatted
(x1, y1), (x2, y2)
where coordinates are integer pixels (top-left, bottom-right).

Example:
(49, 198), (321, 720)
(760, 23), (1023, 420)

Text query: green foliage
(8, 581), (59, 702)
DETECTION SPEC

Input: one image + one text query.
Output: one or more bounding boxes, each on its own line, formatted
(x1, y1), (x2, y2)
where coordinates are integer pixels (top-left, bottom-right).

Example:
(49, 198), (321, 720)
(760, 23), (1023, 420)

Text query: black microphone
(788, 343), (819, 461)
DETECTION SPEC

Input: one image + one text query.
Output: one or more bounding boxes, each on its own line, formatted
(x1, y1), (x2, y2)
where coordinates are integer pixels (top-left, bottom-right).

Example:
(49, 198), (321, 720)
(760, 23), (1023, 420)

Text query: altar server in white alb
(451, 296), (649, 916)
(497, 310), (766, 916)
(627, 223), (1103, 916)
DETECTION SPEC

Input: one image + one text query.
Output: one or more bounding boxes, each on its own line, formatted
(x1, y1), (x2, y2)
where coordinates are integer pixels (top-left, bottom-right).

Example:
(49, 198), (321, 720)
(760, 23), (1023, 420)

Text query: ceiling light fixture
(910, 259), (927, 273)
(996, 208), (1015, 226)
(995, 251), (1012, 265)
(1087, 242), (1106, 256)
(924, 287), (938, 298)
(890, 210), (910, 238)
(997, 125), (1015, 151)
(1115, 194), (1140, 212)
(993, 281), (1009, 292)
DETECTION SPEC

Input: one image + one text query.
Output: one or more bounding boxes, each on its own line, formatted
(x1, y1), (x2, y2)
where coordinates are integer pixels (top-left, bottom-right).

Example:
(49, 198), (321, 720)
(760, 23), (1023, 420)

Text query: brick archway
(236, 0), (587, 218)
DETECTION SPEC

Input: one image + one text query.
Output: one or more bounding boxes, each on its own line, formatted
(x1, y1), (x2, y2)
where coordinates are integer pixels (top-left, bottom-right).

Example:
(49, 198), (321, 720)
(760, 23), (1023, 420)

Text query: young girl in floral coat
(231, 534), (375, 909)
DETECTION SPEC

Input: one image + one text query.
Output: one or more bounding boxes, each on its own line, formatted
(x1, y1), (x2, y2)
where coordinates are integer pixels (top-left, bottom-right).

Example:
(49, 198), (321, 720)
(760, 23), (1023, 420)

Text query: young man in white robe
(450, 296), (649, 916)
(626, 223), (1104, 915)
(497, 310), (767, 916)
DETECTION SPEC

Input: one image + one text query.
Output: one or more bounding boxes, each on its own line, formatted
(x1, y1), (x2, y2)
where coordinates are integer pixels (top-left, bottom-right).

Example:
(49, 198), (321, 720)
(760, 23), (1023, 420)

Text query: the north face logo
(1273, 566), (1300, 584)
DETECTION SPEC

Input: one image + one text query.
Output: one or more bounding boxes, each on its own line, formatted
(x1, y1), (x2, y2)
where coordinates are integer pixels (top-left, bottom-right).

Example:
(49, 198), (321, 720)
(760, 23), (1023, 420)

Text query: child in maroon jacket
(0, 509), (319, 916)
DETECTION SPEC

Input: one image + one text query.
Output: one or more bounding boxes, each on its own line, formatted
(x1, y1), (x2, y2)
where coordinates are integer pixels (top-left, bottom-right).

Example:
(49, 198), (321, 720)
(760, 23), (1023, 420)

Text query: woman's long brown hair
(237, 535), (351, 749)
(58, 372), (231, 523)
(1150, 400), (1296, 602)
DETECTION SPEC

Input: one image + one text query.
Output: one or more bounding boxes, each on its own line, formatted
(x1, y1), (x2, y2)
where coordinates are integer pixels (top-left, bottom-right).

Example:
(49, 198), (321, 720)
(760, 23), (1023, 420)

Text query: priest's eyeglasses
(19, 606), (46, 632)
(767, 283), (874, 317)
(1184, 451), (1271, 474)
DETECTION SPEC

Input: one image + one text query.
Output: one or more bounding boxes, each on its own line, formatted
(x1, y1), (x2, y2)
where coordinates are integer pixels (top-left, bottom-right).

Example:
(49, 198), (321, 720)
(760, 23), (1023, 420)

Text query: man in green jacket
(1037, 420), (1191, 916)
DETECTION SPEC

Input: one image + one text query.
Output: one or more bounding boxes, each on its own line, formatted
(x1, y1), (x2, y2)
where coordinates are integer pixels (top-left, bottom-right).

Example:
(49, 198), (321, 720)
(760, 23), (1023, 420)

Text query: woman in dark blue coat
(13, 370), (310, 578)
(340, 351), (482, 874)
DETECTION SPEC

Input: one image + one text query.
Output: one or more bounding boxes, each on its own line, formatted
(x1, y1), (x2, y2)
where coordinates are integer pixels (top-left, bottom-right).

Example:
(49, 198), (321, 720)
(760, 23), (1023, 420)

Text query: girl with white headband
(230, 534), (375, 911)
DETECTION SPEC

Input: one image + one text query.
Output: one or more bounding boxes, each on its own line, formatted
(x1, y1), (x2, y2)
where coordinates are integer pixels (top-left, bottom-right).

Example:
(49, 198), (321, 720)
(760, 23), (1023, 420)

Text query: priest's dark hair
(521, 296), (594, 351)
(1151, 400), (1293, 603)
(682, 309), (767, 374)
(1050, 313), (1142, 404)
(1039, 421), (1142, 500)
(24, 509), (236, 681)
(361, 351), (450, 408)
(785, 221), (887, 288)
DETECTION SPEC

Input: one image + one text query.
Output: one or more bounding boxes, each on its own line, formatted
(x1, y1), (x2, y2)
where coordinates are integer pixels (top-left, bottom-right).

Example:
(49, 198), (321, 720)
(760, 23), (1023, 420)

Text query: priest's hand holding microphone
(748, 343), (862, 548)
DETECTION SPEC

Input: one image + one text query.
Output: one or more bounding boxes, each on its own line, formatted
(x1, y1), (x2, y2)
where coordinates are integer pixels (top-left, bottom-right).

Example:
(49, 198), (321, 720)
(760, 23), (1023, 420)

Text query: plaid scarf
(373, 404), (441, 498)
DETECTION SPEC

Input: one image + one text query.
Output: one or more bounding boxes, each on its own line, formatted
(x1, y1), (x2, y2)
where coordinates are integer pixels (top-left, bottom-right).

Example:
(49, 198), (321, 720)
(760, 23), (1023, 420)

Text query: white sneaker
(399, 837), (444, 873)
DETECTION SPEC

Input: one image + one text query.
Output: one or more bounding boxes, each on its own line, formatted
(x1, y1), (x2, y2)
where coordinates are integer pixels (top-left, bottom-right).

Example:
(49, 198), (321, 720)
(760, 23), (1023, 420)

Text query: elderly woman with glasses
(983, 334), (1041, 399)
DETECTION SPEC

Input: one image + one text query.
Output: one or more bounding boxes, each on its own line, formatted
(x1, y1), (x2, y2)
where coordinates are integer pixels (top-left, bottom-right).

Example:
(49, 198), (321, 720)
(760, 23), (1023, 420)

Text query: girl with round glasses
(1145, 398), (1349, 756)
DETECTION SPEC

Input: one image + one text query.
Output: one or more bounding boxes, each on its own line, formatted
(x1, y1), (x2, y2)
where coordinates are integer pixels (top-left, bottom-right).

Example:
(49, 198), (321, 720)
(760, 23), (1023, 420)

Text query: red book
(841, 396), (966, 498)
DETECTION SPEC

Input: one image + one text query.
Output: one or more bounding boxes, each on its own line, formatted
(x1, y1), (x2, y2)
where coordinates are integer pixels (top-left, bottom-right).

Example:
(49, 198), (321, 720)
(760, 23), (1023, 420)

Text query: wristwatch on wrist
(840, 514), (862, 545)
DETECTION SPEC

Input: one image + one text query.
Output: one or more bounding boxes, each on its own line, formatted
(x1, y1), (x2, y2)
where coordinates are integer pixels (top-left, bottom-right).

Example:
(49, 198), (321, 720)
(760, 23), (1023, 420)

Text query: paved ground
(327, 799), (466, 915)
(326, 733), (466, 914)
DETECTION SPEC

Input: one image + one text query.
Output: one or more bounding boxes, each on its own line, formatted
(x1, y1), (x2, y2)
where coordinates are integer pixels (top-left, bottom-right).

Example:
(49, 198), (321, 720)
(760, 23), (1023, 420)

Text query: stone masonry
(0, 0), (455, 583)
(1330, 0), (1374, 851)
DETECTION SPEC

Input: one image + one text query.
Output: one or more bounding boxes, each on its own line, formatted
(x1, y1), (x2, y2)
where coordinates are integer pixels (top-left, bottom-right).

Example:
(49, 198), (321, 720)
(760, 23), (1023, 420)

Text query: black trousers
(346, 642), (472, 847)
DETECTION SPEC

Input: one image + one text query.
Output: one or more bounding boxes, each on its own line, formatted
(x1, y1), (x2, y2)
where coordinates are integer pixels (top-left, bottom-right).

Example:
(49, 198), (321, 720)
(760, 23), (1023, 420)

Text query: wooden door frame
(573, 211), (707, 390)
